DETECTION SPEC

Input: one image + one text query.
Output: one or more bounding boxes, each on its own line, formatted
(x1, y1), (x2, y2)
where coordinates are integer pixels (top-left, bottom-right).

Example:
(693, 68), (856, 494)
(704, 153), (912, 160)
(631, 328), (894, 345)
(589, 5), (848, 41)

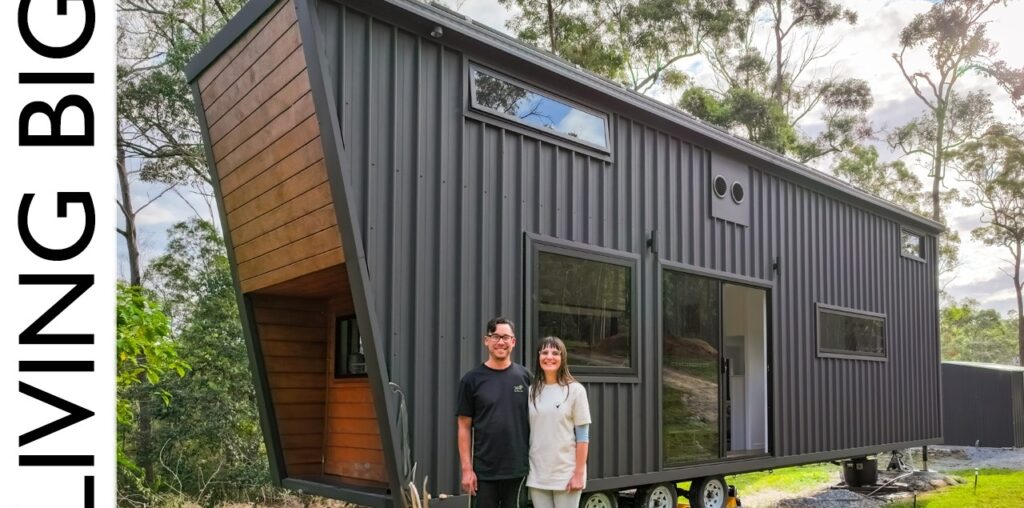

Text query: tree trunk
(773, 0), (784, 104)
(546, 0), (557, 54)
(931, 108), (946, 223)
(117, 135), (153, 483)
(1015, 241), (1023, 367)
(117, 138), (142, 286)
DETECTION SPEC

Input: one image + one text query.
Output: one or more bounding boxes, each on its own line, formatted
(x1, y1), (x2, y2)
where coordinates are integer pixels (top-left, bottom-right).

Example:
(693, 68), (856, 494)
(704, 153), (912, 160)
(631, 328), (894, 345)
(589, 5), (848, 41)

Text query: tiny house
(186, 0), (944, 506)
(942, 361), (1024, 448)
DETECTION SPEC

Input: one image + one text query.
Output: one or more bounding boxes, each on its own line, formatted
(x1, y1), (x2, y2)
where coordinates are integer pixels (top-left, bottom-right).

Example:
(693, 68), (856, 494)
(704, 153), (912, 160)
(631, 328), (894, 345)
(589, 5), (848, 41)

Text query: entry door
(661, 271), (768, 466)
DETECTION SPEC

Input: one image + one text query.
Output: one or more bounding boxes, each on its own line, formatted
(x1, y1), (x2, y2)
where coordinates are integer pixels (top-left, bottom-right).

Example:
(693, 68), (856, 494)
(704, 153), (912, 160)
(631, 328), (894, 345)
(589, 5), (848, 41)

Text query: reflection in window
(662, 271), (720, 465)
(334, 316), (366, 377)
(901, 229), (923, 260)
(817, 306), (886, 358)
(536, 251), (630, 369)
(471, 69), (609, 150)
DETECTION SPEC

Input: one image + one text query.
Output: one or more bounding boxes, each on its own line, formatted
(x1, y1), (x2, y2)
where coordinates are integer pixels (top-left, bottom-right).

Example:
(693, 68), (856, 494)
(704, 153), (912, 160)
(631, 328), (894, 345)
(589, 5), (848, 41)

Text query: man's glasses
(487, 334), (515, 343)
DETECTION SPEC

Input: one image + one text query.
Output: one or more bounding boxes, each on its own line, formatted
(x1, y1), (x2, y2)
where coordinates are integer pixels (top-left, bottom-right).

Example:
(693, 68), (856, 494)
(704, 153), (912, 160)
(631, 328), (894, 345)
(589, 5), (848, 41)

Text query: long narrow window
(470, 67), (610, 151)
(530, 240), (637, 376)
(816, 304), (886, 360)
(334, 316), (366, 378)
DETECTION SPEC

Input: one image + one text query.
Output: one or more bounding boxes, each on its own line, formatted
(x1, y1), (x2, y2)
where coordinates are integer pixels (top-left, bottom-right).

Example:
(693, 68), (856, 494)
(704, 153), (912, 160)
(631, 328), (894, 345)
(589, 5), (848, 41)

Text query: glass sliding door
(661, 270), (721, 465)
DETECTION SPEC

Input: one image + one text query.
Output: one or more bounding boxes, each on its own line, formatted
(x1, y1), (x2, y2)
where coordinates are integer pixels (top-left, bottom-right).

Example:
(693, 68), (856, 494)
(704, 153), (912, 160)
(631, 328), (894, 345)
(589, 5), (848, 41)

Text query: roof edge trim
(184, 0), (281, 82)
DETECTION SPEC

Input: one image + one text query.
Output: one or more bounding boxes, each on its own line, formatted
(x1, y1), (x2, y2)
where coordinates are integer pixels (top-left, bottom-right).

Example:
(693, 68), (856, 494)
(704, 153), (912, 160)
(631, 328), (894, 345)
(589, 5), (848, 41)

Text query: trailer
(186, 0), (944, 506)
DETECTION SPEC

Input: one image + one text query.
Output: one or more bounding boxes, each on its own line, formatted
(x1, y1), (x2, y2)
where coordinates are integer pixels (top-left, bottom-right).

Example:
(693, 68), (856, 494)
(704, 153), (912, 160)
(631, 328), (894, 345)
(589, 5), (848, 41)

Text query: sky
(122, 0), (1024, 315)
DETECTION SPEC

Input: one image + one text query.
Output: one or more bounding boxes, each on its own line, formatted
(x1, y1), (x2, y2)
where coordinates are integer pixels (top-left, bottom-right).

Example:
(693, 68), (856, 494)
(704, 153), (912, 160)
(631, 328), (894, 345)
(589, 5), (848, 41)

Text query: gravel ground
(738, 446), (1024, 507)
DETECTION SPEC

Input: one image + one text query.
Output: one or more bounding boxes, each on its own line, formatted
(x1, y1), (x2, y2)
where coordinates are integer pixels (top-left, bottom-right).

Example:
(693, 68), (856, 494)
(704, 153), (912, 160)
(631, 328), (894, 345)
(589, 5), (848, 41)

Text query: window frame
(899, 227), (926, 263)
(815, 303), (887, 362)
(333, 315), (368, 379)
(468, 64), (612, 154)
(525, 233), (640, 382)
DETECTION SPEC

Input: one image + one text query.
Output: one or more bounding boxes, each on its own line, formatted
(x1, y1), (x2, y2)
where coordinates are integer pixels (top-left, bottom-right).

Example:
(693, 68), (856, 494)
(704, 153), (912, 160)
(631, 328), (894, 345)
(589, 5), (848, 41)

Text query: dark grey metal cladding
(311, 0), (941, 495)
(942, 363), (1024, 448)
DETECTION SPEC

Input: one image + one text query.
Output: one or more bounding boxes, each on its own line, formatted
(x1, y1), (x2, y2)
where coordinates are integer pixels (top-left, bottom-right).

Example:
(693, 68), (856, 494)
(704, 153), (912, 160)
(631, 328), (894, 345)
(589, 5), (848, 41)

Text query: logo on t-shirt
(513, 384), (524, 393)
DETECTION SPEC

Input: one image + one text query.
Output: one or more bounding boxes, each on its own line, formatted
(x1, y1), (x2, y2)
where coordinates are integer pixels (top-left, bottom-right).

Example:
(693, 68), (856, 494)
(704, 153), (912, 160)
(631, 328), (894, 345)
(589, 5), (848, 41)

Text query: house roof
(188, 0), (945, 235)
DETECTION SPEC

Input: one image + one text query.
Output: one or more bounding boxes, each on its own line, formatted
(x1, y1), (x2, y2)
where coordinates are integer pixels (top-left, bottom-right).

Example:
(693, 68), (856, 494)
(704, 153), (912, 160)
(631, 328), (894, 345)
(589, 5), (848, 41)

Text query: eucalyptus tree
(683, 0), (870, 163)
(498, 0), (743, 93)
(117, 0), (245, 284)
(953, 123), (1024, 366)
(891, 0), (1024, 223)
(117, 0), (245, 486)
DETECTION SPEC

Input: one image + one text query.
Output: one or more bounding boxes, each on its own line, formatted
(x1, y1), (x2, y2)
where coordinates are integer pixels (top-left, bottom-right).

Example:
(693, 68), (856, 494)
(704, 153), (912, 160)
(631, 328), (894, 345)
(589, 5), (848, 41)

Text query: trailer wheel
(687, 476), (727, 508)
(579, 490), (618, 508)
(635, 483), (677, 508)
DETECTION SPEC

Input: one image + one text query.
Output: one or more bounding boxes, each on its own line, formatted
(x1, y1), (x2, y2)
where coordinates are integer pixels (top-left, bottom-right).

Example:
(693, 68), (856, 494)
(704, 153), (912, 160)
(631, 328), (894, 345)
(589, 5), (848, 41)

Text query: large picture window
(470, 67), (610, 151)
(530, 240), (637, 375)
(816, 304), (886, 360)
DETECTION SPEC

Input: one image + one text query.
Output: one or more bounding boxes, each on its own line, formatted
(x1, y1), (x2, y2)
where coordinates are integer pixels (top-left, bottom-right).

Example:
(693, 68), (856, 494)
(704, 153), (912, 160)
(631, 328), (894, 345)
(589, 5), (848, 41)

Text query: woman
(526, 337), (592, 508)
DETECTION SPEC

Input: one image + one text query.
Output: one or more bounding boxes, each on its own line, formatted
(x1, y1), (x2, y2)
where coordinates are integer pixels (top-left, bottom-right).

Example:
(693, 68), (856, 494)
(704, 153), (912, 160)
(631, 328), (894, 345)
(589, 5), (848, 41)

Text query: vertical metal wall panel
(314, 0), (942, 495)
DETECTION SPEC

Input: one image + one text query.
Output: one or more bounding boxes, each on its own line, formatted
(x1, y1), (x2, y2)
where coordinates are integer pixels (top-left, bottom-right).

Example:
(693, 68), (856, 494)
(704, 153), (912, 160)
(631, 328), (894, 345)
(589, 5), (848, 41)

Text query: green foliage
(941, 298), (1018, 365)
(116, 283), (190, 499)
(500, 0), (743, 93)
(952, 122), (1024, 365)
(118, 0), (247, 187)
(679, 85), (797, 154)
(145, 219), (271, 505)
(888, 469), (1024, 508)
(831, 145), (924, 214)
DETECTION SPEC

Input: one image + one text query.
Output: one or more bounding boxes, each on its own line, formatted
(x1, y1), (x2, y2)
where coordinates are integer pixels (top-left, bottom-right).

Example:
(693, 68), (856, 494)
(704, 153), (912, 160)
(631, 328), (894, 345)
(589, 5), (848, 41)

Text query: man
(456, 317), (531, 507)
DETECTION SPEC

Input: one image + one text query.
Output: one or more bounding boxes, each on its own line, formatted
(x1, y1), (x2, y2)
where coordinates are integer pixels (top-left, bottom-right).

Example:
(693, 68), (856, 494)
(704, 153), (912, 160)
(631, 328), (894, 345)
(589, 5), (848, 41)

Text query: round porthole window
(731, 181), (745, 203)
(713, 175), (728, 198)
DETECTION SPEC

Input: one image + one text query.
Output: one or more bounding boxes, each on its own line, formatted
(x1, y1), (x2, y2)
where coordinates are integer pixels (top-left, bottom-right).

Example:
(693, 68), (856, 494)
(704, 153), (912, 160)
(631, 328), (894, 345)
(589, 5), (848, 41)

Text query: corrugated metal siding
(941, 363), (1018, 447)
(1013, 373), (1024, 448)
(313, 0), (942, 493)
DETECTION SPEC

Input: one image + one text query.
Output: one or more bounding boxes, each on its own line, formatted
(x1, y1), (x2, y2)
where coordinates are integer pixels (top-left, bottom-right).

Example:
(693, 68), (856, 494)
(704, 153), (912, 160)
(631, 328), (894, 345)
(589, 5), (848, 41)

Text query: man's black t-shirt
(456, 362), (531, 480)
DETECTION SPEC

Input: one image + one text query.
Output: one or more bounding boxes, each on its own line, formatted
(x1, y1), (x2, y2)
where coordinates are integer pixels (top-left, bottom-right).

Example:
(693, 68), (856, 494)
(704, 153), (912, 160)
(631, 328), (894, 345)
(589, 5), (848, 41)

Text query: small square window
(900, 229), (924, 261)
(334, 316), (366, 378)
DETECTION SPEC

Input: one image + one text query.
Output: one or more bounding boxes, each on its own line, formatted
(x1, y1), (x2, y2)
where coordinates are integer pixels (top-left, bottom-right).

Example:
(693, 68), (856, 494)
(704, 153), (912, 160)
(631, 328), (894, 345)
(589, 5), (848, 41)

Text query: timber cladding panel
(251, 294), (328, 477)
(196, 0), (343, 294)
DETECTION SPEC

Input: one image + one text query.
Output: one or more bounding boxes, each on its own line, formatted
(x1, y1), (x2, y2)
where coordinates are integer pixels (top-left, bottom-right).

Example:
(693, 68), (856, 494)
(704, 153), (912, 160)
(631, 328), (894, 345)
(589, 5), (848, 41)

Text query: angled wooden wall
(192, 0), (386, 487)
(196, 0), (342, 294)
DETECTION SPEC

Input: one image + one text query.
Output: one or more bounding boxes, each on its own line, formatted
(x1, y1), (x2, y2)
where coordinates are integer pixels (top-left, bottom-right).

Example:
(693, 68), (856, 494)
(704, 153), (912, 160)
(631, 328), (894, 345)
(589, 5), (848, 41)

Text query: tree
(117, 0), (244, 483)
(831, 145), (924, 214)
(685, 0), (870, 162)
(941, 297), (1019, 365)
(116, 283), (189, 503)
(953, 123), (1024, 366)
(146, 219), (270, 504)
(498, 0), (743, 93)
(891, 0), (1024, 223)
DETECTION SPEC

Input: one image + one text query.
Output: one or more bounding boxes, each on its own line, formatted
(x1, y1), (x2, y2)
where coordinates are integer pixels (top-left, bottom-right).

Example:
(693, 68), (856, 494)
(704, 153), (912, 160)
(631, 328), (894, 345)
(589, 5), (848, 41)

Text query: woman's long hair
(531, 336), (575, 408)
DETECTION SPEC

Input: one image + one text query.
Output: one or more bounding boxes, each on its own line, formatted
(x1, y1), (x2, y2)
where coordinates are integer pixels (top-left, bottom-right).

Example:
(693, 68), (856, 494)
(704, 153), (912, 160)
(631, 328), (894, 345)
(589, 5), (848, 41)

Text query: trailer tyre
(635, 483), (677, 508)
(579, 490), (618, 508)
(687, 476), (727, 508)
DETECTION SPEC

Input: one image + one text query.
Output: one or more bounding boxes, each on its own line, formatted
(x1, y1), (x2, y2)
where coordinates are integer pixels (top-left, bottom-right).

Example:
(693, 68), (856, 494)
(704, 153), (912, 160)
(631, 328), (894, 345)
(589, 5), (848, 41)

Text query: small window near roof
(900, 229), (924, 260)
(334, 316), (366, 378)
(470, 68), (609, 150)
(817, 304), (886, 360)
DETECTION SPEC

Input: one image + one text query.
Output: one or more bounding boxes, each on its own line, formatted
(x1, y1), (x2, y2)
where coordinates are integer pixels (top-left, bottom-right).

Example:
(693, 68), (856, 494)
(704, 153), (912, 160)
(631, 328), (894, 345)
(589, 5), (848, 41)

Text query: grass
(674, 462), (840, 506)
(888, 469), (1024, 508)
